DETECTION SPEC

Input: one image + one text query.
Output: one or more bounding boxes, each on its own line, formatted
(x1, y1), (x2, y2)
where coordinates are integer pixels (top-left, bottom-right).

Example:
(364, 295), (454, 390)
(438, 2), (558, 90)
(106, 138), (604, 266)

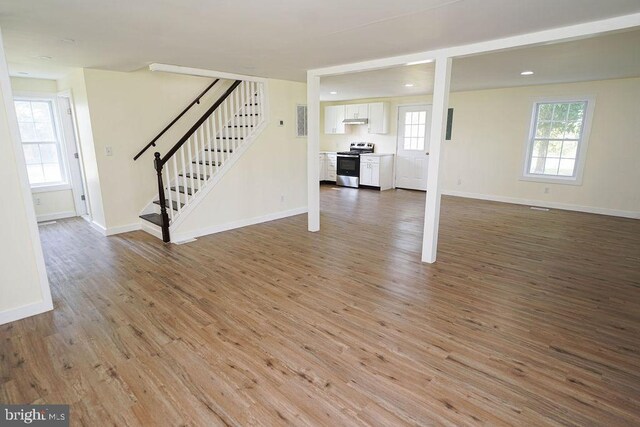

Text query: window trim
(14, 92), (70, 191)
(520, 95), (595, 186)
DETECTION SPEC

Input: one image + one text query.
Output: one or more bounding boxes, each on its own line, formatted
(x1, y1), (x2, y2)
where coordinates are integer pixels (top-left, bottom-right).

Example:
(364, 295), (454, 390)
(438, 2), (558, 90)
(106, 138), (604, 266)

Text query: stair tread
(179, 173), (209, 180)
(236, 113), (259, 117)
(192, 160), (222, 166)
(169, 185), (197, 195)
(226, 125), (254, 128)
(153, 199), (184, 211)
(216, 136), (243, 139)
(140, 213), (164, 227)
(245, 103), (259, 106)
(204, 148), (233, 153)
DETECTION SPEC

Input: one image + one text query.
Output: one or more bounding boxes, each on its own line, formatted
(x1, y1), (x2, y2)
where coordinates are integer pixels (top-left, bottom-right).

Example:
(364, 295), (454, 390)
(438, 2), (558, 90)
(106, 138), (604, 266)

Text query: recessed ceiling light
(406, 59), (434, 66)
(61, 38), (76, 44)
(521, 70), (534, 76)
(329, 91), (337, 95)
(37, 55), (53, 60)
(17, 71), (29, 76)
(404, 83), (414, 87)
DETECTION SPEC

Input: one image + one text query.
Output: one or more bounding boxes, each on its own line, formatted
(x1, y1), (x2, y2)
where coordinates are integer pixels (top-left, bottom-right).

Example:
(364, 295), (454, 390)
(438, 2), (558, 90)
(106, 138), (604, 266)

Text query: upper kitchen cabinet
(324, 105), (346, 134)
(345, 103), (369, 120)
(368, 102), (389, 134)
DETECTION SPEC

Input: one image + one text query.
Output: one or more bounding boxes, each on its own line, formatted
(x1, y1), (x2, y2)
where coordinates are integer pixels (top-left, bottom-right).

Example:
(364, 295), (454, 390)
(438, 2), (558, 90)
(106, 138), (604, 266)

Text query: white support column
(307, 73), (320, 232)
(422, 56), (452, 263)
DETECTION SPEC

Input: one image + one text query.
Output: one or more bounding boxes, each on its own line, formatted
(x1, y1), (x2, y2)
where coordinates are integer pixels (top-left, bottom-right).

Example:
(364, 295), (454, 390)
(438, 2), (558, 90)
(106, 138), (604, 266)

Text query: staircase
(134, 78), (266, 242)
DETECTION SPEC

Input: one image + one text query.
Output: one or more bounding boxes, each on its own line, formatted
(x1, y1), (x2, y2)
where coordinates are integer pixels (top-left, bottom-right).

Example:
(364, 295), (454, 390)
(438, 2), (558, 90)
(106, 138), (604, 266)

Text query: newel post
(154, 152), (171, 243)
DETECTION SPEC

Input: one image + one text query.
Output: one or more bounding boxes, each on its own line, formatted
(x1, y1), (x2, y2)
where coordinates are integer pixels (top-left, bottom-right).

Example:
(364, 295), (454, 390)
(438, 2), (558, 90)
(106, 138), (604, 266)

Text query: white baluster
(258, 82), (265, 124)
(204, 116), (213, 179)
(187, 136), (195, 196)
(172, 155), (181, 214)
(217, 105), (225, 163)
(211, 113), (219, 172)
(223, 98), (230, 157)
(165, 165), (174, 222)
(240, 81), (247, 140)
(193, 130), (202, 192)
(180, 145), (189, 204)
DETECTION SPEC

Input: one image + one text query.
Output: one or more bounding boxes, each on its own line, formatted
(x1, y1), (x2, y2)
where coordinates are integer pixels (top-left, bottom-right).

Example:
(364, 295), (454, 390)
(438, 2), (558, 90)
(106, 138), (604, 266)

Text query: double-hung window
(522, 98), (594, 185)
(14, 97), (68, 190)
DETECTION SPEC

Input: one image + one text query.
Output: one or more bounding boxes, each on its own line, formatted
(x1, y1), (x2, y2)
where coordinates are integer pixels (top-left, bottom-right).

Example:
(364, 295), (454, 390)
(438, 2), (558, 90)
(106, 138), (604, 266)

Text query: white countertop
(319, 151), (337, 154)
(360, 153), (394, 157)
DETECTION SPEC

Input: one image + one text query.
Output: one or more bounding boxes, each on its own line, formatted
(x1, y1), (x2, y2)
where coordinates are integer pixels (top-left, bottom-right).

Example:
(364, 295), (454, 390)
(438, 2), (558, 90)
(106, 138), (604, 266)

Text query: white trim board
(149, 63), (267, 83)
(441, 190), (640, 219)
(171, 206), (308, 243)
(90, 220), (142, 236)
(37, 210), (76, 222)
(0, 299), (52, 326)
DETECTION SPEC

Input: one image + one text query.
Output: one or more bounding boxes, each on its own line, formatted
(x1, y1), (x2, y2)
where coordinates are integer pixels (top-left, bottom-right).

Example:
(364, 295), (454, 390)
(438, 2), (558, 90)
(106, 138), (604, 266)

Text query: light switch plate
(105, 146), (113, 156)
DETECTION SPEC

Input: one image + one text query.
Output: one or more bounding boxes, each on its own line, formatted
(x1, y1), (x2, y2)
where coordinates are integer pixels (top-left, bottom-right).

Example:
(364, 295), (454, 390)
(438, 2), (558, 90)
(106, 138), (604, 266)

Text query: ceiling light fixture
(406, 59), (434, 66)
(404, 83), (414, 87)
(17, 71), (29, 75)
(329, 91), (337, 95)
(37, 55), (53, 60)
(61, 38), (76, 44)
(520, 70), (534, 76)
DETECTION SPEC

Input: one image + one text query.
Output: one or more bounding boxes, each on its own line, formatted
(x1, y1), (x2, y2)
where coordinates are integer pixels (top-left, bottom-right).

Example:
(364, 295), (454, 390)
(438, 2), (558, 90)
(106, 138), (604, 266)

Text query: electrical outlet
(105, 146), (113, 156)
(544, 187), (550, 194)
(280, 195), (285, 203)
(457, 178), (462, 185)
(278, 120), (284, 127)
(35, 198), (41, 205)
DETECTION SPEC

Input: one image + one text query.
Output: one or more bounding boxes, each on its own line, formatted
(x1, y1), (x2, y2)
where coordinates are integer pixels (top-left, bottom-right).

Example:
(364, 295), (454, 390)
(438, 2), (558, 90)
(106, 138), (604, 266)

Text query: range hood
(343, 118), (369, 125)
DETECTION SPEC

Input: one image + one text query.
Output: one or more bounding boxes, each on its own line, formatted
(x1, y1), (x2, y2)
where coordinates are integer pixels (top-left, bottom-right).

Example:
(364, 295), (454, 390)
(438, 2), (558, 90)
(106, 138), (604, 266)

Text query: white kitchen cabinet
(359, 154), (394, 190)
(319, 152), (337, 182)
(345, 103), (369, 120)
(326, 153), (337, 182)
(324, 105), (346, 134)
(319, 154), (327, 181)
(368, 102), (389, 134)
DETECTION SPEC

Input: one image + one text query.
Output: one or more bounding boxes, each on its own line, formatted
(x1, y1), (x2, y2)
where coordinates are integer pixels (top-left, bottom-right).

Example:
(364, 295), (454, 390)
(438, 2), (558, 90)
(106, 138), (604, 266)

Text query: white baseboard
(441, 190), (640, 219)
(0, 299), (53, 326)
(36, 210), (76, 222)
(171, 206), (308, 242)
(105, 223), (142, 236)
(89, 220), (142, 236)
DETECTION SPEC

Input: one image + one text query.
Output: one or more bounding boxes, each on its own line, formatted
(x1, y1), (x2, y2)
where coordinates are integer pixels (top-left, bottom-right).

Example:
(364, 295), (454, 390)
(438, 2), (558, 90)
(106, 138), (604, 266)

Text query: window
(14, 97), (67, 188)
(403, 110), (427, 150)
(296, 104), (307, 137)
(523, 99), (593, 184)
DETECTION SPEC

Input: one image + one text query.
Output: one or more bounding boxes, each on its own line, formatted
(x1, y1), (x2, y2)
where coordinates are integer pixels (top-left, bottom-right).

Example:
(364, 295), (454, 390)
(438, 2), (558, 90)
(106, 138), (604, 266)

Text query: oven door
(337, 155), (360, 177)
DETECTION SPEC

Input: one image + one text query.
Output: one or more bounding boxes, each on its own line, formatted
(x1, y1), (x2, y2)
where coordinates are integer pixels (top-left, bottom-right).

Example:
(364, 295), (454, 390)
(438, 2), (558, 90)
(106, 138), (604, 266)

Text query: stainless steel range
(336, 142), (374, 188)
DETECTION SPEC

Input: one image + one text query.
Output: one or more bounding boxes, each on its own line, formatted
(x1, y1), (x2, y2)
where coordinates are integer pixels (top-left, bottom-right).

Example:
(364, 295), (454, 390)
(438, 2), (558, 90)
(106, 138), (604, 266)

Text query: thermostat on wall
(278, 120), (284, 127)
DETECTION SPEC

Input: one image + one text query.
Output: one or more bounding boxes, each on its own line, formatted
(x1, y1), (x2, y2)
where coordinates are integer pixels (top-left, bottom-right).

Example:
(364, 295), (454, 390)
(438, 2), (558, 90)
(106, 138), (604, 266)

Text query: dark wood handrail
(160, 80), (242, 166)
(133, 79), (220, 161)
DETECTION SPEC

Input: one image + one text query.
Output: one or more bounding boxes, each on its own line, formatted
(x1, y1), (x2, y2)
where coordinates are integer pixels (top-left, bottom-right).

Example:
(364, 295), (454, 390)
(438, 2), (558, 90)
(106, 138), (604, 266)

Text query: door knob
(426, 152), (430, 155)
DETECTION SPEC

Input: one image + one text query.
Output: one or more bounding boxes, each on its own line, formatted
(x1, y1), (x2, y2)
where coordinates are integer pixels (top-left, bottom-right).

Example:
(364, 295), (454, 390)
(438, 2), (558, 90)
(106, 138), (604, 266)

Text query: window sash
(14, 98), (67, 187)
(525, 101), (587, 180)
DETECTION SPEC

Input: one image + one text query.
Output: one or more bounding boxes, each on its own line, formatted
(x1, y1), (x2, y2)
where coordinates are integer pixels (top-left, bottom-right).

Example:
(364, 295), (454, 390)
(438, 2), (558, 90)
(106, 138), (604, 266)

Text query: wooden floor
(2, 187), (639, 426)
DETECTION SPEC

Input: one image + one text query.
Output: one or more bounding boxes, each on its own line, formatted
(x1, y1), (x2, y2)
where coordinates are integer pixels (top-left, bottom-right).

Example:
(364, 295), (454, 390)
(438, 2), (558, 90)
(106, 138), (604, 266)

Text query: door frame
(395, 103), (432, 191)
(57, 90), (91, 220)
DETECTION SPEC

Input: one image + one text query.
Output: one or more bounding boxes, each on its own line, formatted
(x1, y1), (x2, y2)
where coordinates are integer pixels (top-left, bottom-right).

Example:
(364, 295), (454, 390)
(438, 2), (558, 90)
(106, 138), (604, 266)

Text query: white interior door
(396, 104), (431, 190)
(57, 94), (88, 216)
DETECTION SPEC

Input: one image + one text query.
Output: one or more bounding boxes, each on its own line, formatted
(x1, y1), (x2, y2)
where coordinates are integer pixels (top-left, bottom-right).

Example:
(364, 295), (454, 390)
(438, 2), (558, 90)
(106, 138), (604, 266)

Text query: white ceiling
(320, 28), (640, 100)
(1, 0), (640, 81)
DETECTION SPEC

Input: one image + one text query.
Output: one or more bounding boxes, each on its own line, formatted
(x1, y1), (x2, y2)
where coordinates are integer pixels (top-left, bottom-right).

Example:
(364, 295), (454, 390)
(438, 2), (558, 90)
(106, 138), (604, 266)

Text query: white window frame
(521, 96), (595, 186)
(14, 92), (71, 192)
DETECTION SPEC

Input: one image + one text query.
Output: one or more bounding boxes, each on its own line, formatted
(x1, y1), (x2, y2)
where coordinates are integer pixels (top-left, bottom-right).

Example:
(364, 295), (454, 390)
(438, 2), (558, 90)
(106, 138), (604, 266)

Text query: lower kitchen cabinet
(319, 152), (337, 183)
(359, 154), (394, 190)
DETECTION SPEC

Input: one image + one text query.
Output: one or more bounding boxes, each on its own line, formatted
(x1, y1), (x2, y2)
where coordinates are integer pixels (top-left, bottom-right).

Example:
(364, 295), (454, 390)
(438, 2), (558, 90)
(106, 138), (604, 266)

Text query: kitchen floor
(2, 186), (639, 425)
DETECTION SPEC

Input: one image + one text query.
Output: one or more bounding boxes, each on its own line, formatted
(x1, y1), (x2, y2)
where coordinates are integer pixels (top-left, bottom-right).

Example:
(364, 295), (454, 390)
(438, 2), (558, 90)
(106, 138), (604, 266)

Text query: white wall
(65, 68), (229, 232)
(9, 76), (77, 221)
(444, 77), (640, 216)
(172, 79), (308, 239)
(0, 30), (52, 324)
(321, 77), (640, 217)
